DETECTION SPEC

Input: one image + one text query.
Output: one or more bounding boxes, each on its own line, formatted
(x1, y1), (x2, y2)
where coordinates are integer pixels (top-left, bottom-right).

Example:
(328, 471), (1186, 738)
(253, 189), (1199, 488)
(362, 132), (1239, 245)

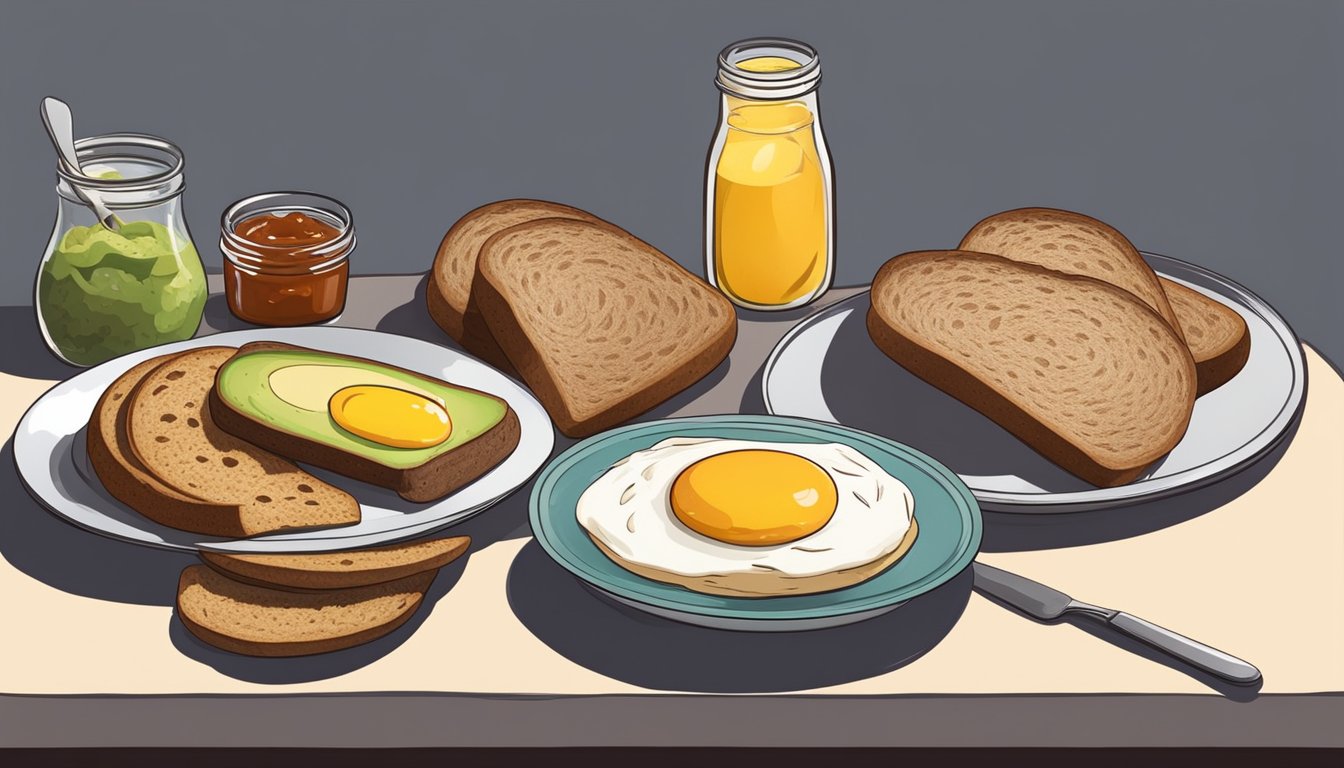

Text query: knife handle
(1107, 612), (1261, 685)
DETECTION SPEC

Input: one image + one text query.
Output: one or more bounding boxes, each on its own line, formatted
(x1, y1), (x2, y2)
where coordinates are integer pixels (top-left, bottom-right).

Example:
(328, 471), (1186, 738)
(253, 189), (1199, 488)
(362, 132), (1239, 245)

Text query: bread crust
(199, 535), (469, 590)
(867, 251), (1196, 488)
(1159, 277), (1251, 395)
(176, 565), (433, 657)
(427, 199), (603, 367)
(961, 207), (1187, 344)
(458, 309), (519, 374)
(208, 342), (522, 503)
(1195, 330), (1251, 396)
(472, 219), (737, 437)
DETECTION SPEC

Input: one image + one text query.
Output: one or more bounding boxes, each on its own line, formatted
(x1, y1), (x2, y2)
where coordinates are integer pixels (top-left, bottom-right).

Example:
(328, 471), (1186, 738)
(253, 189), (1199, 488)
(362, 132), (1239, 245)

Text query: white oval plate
(14, 327), (554, 552)
(763, 253), (1307, 513)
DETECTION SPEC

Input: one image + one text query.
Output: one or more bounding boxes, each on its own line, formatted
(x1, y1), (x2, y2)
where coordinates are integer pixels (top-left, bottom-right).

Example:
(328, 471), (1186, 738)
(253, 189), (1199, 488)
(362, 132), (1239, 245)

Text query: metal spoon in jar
(40, 97), (121, 231)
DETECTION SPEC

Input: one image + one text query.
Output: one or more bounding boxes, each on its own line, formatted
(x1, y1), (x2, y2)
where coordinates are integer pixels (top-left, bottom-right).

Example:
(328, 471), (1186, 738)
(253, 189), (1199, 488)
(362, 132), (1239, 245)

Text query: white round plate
(763, 253), (1308, 513)
(14, 327), (554, 552)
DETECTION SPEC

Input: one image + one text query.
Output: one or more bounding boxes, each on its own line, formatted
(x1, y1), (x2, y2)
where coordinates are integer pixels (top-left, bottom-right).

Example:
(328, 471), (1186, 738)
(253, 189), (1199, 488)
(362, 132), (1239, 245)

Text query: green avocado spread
(38, 221), (206, 366)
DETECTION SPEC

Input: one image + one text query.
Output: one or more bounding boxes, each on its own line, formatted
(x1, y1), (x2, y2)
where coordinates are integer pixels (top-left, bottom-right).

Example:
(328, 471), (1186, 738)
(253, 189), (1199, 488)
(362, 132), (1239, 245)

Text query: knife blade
(972, 562), (1261, 685)
(972, 562), (1089, 620)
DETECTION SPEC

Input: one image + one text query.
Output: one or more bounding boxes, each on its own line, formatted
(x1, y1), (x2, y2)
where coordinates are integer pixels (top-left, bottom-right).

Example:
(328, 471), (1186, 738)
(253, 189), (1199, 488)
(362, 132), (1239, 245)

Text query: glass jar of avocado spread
(36, 134), (206, 367)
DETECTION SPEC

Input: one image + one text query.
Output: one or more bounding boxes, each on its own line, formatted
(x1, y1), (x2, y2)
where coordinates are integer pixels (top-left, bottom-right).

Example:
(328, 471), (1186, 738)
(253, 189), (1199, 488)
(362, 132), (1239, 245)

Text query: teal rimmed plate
(529, 415), (982, 631)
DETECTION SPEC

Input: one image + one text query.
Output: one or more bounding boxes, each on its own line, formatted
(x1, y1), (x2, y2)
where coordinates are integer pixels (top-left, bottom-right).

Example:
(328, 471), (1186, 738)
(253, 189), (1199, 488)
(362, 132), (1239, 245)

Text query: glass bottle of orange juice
(706, 38), (834, 310)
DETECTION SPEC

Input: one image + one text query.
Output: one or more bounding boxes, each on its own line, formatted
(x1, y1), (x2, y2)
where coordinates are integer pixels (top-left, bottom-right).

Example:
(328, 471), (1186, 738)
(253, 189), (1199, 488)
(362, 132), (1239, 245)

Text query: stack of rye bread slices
(179, 536), (469, 657)
(88, 347), (361, 538)
(89, 348), (477, 656)
(427, 200), (738, 437)
(867, 208), (1249, 487)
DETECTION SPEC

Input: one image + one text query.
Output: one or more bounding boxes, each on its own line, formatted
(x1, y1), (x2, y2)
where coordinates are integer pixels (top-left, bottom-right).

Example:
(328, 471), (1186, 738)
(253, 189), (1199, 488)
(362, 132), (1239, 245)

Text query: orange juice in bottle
(706, 39), (834, 310)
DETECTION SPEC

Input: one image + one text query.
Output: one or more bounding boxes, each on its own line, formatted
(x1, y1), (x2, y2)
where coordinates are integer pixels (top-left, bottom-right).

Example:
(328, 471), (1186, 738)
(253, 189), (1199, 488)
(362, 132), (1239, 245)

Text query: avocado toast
(209, 342), (521, 502)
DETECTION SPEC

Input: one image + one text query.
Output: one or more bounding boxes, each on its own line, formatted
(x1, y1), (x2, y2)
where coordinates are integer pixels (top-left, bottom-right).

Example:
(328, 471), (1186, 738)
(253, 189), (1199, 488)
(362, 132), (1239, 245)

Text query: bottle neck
(721, 91), (820, 135)
(716, 37), (821, 100)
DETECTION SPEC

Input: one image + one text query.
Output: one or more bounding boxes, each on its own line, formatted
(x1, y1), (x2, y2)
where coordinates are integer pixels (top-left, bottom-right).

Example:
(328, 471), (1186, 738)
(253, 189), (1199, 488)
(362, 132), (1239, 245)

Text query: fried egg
(576, 438), (916, 596)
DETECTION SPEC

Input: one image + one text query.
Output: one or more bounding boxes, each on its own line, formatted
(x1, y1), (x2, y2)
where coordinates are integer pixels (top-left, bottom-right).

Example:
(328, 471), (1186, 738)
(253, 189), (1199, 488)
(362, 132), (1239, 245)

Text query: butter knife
(972, 562), (1261, 685)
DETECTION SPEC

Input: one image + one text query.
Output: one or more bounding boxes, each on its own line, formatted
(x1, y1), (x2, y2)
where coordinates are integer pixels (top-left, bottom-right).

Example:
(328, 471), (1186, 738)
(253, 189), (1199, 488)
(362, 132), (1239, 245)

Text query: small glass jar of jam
(220, 191), (355, 326)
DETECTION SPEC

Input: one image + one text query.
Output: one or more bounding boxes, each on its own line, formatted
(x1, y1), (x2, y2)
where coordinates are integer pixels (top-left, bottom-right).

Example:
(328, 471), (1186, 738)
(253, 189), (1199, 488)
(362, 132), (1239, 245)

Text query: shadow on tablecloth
(0, 306), (82, 381)
(980, 415), (1299, 552)
(505, 539), (972, 693)
(373, 273), (442, 340)
(0, 438), (194, 606)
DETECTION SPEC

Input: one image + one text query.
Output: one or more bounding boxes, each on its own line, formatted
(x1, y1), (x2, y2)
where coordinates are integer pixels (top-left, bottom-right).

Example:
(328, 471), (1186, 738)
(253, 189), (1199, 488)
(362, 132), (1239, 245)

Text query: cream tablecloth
(1, 278), (1339, 747)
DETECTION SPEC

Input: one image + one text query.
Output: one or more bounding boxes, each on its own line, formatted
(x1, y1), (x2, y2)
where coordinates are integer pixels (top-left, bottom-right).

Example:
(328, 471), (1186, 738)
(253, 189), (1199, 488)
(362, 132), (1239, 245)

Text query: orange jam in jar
(220, 192), (354, 326)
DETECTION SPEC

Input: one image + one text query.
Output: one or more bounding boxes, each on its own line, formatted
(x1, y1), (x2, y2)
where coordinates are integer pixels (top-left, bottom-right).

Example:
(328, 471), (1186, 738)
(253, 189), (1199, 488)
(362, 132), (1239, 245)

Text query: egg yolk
(328, 385), (451, 449)
(669, 450), (838, 546)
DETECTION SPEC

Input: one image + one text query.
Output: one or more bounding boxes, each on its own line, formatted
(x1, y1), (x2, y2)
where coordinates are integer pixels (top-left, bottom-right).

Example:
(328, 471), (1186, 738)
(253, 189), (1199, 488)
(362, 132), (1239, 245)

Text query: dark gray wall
(1, 0), (1340, 361)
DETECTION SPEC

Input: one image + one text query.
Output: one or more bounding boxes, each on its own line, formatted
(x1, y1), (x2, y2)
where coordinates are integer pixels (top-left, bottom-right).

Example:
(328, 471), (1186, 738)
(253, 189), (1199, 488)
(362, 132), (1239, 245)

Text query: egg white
(576, 438), (915, 580)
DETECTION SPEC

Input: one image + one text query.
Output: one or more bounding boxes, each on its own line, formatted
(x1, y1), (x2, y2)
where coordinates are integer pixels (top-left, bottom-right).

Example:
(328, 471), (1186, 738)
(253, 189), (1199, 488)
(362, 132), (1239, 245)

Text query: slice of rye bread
(88, 353), (251, 530)
(473, 218), (738, 437)
(199, 536), (469, 591)
(866, 251), (1197, 487)
(176, 564), (434, 657)
(1160, 277), (1250, 395)
(428, 199), (603, 371)
(208, 341), (521, 503)
(960, 208), (1186, 343)
(125, 347), (360, 537)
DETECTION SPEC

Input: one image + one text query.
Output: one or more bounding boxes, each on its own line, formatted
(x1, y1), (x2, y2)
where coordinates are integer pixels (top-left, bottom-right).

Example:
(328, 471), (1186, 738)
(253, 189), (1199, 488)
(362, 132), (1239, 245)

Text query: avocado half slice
(210, 342), (521, 502)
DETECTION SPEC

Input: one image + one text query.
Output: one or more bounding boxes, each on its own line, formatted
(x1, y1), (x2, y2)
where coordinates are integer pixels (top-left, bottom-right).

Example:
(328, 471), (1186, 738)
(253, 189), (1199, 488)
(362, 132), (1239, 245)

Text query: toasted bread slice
(1160, 277), (1250, 395)
(208, 342), (521, 503)
(125, 347), (360, 537)
(867, 251), (1197, 487)
(473, 218), (737, 437)
(88, 354), (251, 531)
(960, 208), (1186, 343)
(428, 199), (603, 370)
(176, 565), (433, 657)
(200, 535), (469, 591)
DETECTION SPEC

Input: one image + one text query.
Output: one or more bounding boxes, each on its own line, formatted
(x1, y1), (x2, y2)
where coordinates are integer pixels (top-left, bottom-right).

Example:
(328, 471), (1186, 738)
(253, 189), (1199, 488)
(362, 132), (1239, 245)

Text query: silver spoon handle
(71, 187), (121, 231)
(41, 97), (83, 172)
(40, 97), (121, 230)
(1107, 611), (1261, 685)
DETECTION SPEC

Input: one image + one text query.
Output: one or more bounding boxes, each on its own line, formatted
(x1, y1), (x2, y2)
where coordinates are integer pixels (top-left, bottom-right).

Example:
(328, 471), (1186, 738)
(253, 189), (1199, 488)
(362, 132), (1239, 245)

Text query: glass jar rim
(220, 191), (356, 272)
(57, 133), (185, 192)
(717, 37), (822, 100)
